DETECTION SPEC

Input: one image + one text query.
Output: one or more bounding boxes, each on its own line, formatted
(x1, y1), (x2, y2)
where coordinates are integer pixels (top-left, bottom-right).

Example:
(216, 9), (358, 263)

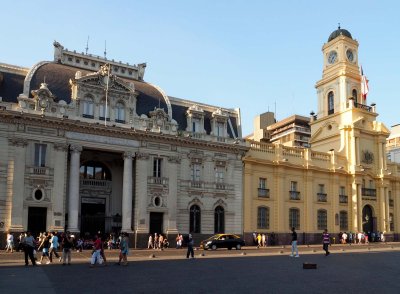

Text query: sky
(1, 0), (399, 136)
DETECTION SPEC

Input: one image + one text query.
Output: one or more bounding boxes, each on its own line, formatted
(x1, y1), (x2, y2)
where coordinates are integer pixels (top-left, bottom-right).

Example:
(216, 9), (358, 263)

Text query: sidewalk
(1, 242), (399, 266)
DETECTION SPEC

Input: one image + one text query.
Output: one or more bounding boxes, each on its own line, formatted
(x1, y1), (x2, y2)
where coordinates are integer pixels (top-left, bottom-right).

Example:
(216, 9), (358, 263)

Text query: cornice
(0, 111), (249, 153)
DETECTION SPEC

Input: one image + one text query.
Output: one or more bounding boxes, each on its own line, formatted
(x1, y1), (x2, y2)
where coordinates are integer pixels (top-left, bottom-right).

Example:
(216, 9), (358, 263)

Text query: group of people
(338, 231), (385, 244)
(147, 233), (170, 249)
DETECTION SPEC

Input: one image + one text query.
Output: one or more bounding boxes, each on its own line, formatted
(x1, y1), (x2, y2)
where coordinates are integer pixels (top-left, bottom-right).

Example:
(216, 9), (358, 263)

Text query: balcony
(217, 136), (226, 142)
(26, 166), (54, 176)
(80, 179), (112, 191)
(339, 195), (348, 204)
(191, 181), (203, 188)
(354, 102), (372, 112)
(289, 191), (300, 200)
(216, 183), (226, 190)
(148, 176), (168, 185)
(258, 188), (270, 198)
(362, 188), (377, 197)
(317, 193), (327, 202)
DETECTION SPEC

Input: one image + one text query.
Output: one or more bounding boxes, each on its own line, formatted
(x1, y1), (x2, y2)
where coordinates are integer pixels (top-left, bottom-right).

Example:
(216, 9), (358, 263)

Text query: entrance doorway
(28, 207), (47, 237)
(149, 212), (163, 234)
(362, 205), (374, 233)
(81, 198), (105, 236)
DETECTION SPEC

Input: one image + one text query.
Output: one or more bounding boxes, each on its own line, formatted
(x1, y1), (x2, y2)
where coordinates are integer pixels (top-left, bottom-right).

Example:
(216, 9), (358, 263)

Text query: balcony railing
(339, 195), (348, 204)
(354, 102), (372, 112)
(216, 183), (226, 190)
(148, 176), (168, 185)
(362, 188), (377, 197)
(289, 191), (300, 200)
(258, 188), (270, 198)
(80, 179), (112, 190)
(26, 166), (54, 176)
(317, 193), (327, 202)
(191, 181), (203, 188)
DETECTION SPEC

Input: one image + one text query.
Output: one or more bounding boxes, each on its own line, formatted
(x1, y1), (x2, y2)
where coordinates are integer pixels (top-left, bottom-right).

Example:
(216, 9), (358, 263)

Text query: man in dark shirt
(290, 227), (299, 257)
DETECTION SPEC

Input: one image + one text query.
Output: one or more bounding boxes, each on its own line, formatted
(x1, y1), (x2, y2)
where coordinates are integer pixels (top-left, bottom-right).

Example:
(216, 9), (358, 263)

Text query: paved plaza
(1, 244), (400, 294)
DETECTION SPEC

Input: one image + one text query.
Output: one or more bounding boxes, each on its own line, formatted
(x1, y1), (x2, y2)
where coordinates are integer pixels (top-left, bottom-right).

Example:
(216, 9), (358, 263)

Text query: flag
(360, 66), (369, 100)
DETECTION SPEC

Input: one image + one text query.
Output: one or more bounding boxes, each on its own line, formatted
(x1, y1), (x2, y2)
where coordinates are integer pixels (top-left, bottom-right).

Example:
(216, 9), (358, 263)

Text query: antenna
(104, 40), (107, 59)
(85, 36), (89, 55)
(104, 64), (110, 126)
(274, 101), (277, 122)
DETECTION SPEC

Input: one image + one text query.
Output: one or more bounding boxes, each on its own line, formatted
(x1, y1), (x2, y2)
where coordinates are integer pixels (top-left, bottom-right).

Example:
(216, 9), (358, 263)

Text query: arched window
(257, 206), (270, 229)
(214, 206), (225, 233)
(352, 89), (358, 102)
(339, 211), (348, 230)
(99, 100), (110, 121)
(190, 205), (201, 233)
(327, 91), (334, 115)
(79, 161), (112, 180)
(115, 102), (125, 123)
(83, 96), (94, 118)
(317, 209), (327, 230)
(289, 208), (300, 230)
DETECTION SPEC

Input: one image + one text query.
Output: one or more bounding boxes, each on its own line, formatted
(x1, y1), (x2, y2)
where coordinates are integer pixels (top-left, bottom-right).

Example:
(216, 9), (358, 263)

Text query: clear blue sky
(1, 0), (399, 136)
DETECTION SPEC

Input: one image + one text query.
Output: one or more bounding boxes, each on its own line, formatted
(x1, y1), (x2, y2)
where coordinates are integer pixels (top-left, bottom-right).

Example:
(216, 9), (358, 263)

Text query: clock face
(328, 51), (337, 64)
(346, 49), (354, 62)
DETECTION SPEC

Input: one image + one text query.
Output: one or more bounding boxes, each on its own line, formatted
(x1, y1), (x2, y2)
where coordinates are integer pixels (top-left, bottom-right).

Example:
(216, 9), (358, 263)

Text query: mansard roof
(0, 71), (25, 103)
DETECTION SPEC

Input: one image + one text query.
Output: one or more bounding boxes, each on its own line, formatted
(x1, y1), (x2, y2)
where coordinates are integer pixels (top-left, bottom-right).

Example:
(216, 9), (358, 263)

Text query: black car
(200, 234), (245, 250)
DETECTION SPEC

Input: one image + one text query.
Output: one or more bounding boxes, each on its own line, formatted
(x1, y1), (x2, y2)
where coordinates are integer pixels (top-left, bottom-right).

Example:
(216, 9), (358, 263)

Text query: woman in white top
(6, 232), (14, 253)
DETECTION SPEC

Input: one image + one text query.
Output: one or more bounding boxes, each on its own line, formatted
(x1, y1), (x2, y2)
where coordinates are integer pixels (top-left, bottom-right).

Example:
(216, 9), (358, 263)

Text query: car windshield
(204, 234), (223, 241)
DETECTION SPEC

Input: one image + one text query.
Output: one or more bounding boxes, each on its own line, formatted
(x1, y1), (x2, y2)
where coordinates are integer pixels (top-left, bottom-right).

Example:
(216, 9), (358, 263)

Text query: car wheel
(211, 244), (217, 250)
(236, 244), (242, 250)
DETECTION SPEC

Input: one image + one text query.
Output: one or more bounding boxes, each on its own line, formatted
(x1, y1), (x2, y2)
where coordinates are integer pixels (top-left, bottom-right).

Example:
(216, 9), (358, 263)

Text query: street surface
(1, 243), (399, 294)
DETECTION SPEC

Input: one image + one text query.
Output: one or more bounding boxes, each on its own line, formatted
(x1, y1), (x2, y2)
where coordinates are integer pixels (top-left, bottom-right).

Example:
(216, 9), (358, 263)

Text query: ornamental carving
(9, 137), (28, 147)
(361, 150), (374, 164)
(70, 144), (83, 153)
(168, 156), (181, 164)
(53, 143), (69, 151)
(123, 151), (134, 160)
(136, 152), (149, 160)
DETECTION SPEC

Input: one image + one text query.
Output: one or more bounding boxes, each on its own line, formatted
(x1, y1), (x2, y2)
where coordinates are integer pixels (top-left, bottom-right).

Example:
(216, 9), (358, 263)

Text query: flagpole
(104, 64), (110, 126)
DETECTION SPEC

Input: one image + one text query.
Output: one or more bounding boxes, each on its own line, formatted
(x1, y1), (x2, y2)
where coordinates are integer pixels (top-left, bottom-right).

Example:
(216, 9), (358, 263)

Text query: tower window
(352, 89), (358, 102)
(328, 91), (334, 115)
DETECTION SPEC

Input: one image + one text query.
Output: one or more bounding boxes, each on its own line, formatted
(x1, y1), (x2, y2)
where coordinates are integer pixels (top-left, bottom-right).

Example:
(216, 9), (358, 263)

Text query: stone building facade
(243, 28), (400, 245)
(0, 42), (247, 246)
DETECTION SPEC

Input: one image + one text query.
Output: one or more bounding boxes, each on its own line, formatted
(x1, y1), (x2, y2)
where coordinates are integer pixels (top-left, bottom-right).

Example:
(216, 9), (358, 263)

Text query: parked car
(200, 234), (245, 250)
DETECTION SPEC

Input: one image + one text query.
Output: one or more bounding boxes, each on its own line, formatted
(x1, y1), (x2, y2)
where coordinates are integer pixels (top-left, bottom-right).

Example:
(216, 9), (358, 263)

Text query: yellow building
(243, 27), (399, 245)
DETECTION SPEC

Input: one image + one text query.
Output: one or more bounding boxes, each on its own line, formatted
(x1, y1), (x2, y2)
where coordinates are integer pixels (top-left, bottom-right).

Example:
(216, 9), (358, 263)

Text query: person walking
(147, 234), (153, 249)
(90, 235), (103, 267)
(37, 232), (51, 265)
(290, 227), (299, 257)
(323, 229), (330, 256)
(116, 232), (129, 266)
(22, 231), (37, 266)
(61, 232), (74, 265)
(5, 231), (14, 253)
(186, 234), (194, 259)
(49, 232), (61, 263)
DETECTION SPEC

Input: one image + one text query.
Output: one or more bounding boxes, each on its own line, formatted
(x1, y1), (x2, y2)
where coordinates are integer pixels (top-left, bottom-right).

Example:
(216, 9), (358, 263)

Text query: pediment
(310, 120), (338, 142)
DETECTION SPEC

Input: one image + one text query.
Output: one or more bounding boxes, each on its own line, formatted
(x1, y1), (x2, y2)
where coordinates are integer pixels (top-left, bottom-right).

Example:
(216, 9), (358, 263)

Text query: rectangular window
(259, 178), (266, 189)
(317, 210), (327, 230)
(339, 186), (346, 195)
(217, 122), (224, 137)
(257, 207), (269, 229)
(339, 211), (348, 231)
(153, 158), (162, 178)
(99, 104), (110, 119)
(34, 144), (47, 167)
(289, 208), (300, 230)
(83, 101), (94, 116)
(215, 167), (224, 183)
(191, 164), (201, 182)
(318, 184), (325, 193)
(369, 180), (374, 188)
(290, 181), (297, 191)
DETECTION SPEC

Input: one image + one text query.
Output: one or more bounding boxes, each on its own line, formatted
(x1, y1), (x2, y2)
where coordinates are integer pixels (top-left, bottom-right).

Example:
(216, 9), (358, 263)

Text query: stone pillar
(385, 187), (390, 232)
(357, 184), (363, 232)
(121, 151), (133, 233)
(379, 186), (386, 232)
(51, 143), (69, 231)
(7, 138), (28, 232)
(68, 145), (82, 233)
(276, 168), (285, 233)
(351, 181), (359, 232)
(135, 152), (149, 234)
(166, 156), (180, 235)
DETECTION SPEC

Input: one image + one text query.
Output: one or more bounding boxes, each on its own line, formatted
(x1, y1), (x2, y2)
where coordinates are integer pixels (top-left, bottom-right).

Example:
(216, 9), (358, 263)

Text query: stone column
(357, 184), (363, 232)
(121, 151), (133, 232)
(385, 187), (390, 232)
(51, 143), (69, 231)
(135, 152), (149, 233)
(379, 186), (386, 232)
(351, 181), (359, 232)
(7, 138), (28, 232)
(68, 145), (82, 233)
(166, 156), (180, 235)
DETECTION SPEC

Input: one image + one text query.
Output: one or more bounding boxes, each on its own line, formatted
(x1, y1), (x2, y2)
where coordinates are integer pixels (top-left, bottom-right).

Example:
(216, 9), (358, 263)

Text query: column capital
(123, 151), (134, 160)
(53, 143), (69, 152)
(70, 144), (82, 153)
(9, 137), (28, 147)
(136, 152), (149, 160)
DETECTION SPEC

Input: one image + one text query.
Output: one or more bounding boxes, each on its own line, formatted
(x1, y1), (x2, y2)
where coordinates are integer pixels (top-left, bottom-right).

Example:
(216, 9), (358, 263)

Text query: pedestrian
(256, 233), (261, 248)
(22, 231), (37, 266)
(116, 232), (129, 266)
(99, 235), (107, 266)
(62, 232), (74, 265)
(90, 235), (103, 267)
(261, 234), (266, 247)
(5, 231), (14, 253)
(37, 232), (51, 265)
(49, 232), (61, 263)
(186, 234), (194, 259)
(290, 227), (299, 257)
(323, 229), (330, 256)
(159, 234), (164, 250)
(154, 233), (159, 249)
(147, 234), (153, 249)
(175, 234), (181, 249)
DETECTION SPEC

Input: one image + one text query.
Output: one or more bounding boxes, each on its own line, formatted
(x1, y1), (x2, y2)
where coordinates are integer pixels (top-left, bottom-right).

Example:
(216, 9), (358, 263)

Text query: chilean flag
(361, 66), (369, 100)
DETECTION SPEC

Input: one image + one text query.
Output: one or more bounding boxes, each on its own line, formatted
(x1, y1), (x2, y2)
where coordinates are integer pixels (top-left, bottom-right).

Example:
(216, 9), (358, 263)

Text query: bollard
(241, 252), (246, 256)
(279, 250), (284, 254)
(199, 253), (205, 257)
(149, 254), (155, 258)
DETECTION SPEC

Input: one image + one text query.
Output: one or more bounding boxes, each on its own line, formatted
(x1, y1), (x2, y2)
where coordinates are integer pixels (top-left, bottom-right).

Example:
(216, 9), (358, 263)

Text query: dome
(328, 27), (352, 42)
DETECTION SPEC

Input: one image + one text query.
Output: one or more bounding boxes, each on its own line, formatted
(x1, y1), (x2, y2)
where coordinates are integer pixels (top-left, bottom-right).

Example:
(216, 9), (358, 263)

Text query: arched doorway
(362, 205), (375, 233)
